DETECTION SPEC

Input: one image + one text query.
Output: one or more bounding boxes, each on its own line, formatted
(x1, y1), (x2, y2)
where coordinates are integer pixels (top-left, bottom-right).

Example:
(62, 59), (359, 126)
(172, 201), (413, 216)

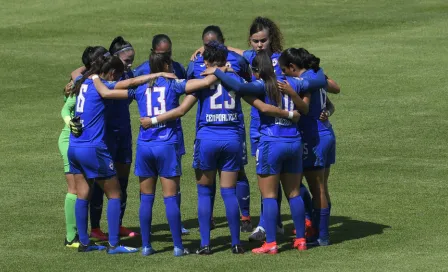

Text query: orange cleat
(293, 238), (307, 251)
(252, 241), (278, 255)
(305, 219), (316, 239)
(90, 228), (108, 241)
(119, 226), (139, 237)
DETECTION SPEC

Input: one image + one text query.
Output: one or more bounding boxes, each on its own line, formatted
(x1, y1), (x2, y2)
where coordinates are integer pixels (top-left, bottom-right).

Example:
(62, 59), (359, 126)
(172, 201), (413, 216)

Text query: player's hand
(292, 110), (301, 123)
(140, 117), (152, 129)
(319, 110), (330, 121)
(277, 80), (294, 95)
(200, 67), (217, 76)
(190, 46), (205, 61)
(69, 116), (83, 137)
(161, 72), (178, 79)
(64, 80), (73, 97)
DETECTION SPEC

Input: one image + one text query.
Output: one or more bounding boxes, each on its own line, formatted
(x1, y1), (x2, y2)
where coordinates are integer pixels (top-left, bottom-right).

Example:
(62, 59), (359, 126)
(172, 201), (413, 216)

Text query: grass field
(1, 0), (448, 271)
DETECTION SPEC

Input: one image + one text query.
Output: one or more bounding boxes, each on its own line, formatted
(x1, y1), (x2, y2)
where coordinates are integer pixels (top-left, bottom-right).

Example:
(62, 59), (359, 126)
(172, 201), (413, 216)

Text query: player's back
(70, 79), (107, 147)
(133, 77), (186, 143)
(256, 78), (301, 141)
(195, 72), (245, 140)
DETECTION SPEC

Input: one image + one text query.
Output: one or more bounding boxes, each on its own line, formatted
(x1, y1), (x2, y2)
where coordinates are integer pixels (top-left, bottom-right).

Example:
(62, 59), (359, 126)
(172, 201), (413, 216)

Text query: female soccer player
(89, 36), (137, 241)
(68, 55), (139, 254)
(202, 51), (322, 254)
(186, 25), (253, 232)
(92, 50), (217, 256)
(277, 48), (337, 246)
(59, 45), (110, 247)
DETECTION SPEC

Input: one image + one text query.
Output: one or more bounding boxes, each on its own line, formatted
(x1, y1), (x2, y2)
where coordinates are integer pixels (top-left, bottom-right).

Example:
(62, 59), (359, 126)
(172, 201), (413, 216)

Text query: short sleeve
(173, 79), (187, 95)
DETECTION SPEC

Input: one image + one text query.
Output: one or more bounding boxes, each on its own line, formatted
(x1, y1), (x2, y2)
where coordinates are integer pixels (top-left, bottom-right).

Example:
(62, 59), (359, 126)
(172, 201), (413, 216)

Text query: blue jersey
(130, 77), (186, 144)
(186, 51), (251, 82)
(133, 60), (186, 79)
(105, 70), (134, 131)
(194, 73), (245, 140)
(242, 50), (283, 118)
(70, 79), (115, 147)
(296, 68), (331, 136)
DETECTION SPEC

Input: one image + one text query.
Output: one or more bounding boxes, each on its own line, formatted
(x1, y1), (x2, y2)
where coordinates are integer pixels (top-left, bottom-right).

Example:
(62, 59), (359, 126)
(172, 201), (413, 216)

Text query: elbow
(257, 105), (269, 114)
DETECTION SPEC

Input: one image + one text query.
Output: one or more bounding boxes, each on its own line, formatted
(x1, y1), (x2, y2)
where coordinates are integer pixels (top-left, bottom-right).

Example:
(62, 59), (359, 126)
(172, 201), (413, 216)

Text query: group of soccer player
(58, 16), (340, 256)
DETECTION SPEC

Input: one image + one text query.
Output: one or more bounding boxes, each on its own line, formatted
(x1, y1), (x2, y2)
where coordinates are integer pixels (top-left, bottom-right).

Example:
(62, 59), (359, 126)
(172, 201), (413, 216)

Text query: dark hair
(71, 56), (124, 97)
(109, 36), (133, 55)
(252, 51), (281, 106)
(148, 51), (172, 87)
(279, 48), (320, 72)
(202, 25), (225, 44)
(202, 41), (228, 67)
(81, 46), (108, 70)
(249, 17), (283, 53)
(152, 34), (172, 51)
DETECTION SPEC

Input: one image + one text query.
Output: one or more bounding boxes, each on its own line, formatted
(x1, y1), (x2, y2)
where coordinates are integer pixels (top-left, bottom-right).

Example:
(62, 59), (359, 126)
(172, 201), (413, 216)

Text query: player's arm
(61, 95), (77, 126)
(243, 96), (300, 123)
(227, 46), (244, 56)
(114, 72), (177, 89)
(184, 75), (217, 94)
(71, 66), (86, 81)
(202, 67), (264, 96)
(140, 95), (198, 129)
(326, 76), (340, 94)
(277, 80), (309, 114)
(92, 75), (133, 99)
(320, 97), (335, 121)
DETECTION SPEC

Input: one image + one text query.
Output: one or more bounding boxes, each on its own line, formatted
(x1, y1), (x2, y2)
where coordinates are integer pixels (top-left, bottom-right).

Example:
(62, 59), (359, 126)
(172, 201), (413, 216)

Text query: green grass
(1, 0), (448, 271)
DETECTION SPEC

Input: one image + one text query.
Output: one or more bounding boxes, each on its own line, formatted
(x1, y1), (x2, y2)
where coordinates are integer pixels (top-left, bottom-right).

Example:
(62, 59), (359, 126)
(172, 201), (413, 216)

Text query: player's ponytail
(203, 41), (228, 67)
(279, 48), (321, 73)
(253, 51), (281, 107)
(148, 51), (172, 87)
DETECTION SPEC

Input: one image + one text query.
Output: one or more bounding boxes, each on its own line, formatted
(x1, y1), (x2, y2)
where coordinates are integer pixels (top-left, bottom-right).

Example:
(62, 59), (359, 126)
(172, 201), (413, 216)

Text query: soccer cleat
(119, 226), (139, 237)
(195, 245), (212, 255)
(293, 238), (307, 251)
(78, 241), (106, 252)
(251, 241), (278, 255)
(107, 244), (139, 254)
(141, 246), (156, 256)
(305, 219), (316, 239)
(181, 225), (190, 235)
(173, 247), (190, 257)
(248, 226), (266, 242)
(64, 235), (80, 248)
(210, 218), (216, 230)
(231, 244), (245, 254)
(90, 228), (108, 241)
(241, 220), (253, 233)
(307, 238), (330, 247)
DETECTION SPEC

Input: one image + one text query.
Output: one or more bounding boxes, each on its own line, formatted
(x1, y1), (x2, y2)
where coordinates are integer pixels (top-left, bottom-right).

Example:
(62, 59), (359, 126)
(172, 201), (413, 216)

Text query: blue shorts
(193, 139), (242, 172)
(68, 145), (116, 179)
(303, 131), (336, 170)
(256, 140), (303, 175)
(105, 128), (132, 164)
(134, 143), (181, 178)
(250, 116), (261, 157)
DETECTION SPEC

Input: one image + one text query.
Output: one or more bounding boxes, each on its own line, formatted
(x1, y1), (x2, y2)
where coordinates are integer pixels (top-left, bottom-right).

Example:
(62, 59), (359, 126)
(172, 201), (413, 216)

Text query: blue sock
(211, 182), (216, 214)
(107, 198), (121, 247)
(236, 176), (250, 218)
(75, 198), (90, 245)
(139, 194), (155, 248)
(312, 208), (321, 238)
(197, 184), (213, 247)
(277, 185), (283, 228)
(262, 198), (278, 243)
(289, 195), (306, 239)
(118, 177), (129, 226)
(300, 184), (313, 221)
(258, 197), (265, 229)
(221, 187), (240, 246)
(319, 208), (330, 241)
(164, 196), (183, 249)
(89, 182), (103, 229)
